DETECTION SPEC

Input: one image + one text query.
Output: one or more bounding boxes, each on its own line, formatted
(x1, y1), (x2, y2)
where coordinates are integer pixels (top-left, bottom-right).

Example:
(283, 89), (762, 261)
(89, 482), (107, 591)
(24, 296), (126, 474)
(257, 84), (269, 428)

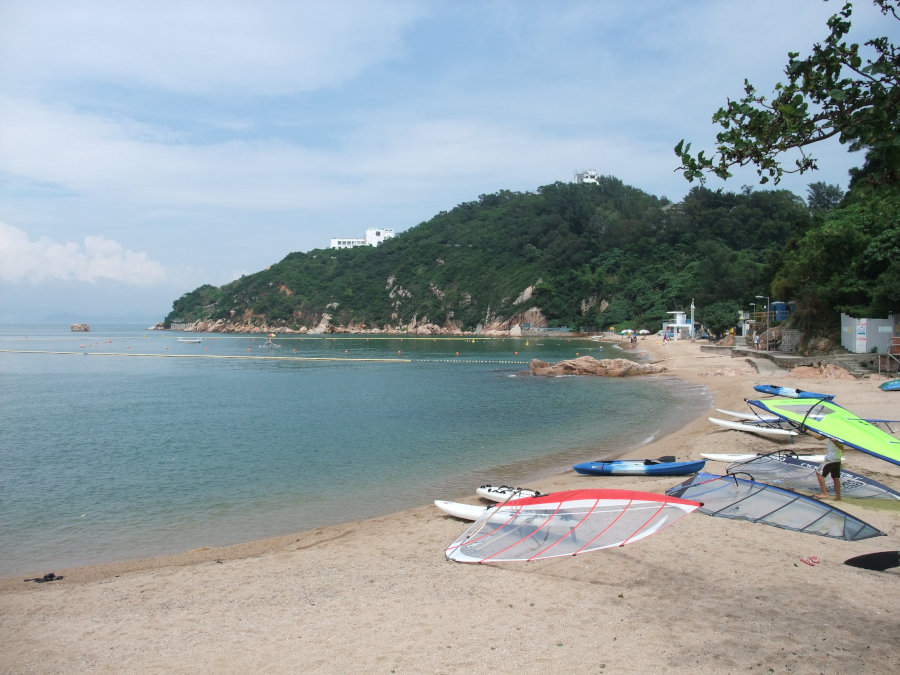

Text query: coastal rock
(70, 323), (91, 332)
(700, 367), (752, 377)
(529, 356), (666, 377)
(790, 364), (855, 380)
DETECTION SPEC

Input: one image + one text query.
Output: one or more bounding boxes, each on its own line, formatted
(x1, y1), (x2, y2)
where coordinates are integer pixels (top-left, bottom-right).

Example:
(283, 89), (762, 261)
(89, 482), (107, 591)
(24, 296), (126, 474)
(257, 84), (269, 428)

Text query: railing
(883, 337), (900, 373)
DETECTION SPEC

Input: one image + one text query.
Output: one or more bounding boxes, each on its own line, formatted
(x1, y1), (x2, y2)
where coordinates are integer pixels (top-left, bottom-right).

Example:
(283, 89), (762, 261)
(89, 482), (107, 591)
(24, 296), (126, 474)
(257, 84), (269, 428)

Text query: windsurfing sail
(725, 454), (900, 500)
(666, 472), (885, 541)
(444, 489), (700, 563)
(747, 397), (900, 467)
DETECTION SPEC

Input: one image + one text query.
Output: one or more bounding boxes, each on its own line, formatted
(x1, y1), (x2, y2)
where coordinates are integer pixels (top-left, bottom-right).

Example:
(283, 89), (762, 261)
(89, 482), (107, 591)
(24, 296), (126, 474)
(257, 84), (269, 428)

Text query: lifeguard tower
(662, 310), (693, 340)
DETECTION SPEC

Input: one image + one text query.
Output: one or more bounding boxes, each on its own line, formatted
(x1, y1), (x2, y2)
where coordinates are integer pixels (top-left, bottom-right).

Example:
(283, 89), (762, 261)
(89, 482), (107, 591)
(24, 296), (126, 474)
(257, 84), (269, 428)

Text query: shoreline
(2, 337), (898, 673)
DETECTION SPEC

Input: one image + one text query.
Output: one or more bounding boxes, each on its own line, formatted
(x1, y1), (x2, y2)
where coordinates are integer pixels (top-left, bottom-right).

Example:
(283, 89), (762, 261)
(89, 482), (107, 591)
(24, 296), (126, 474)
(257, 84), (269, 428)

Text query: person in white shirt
(815, 437), (843, 501)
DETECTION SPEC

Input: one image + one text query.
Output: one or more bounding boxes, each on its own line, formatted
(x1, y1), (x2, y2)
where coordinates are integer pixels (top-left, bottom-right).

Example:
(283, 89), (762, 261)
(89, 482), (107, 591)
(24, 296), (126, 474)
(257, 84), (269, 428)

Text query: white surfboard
(434, 500), (492, 521)
(701, 453), (825, 463)
(716, 408), (781, 423)
(708, 417), (799, 436)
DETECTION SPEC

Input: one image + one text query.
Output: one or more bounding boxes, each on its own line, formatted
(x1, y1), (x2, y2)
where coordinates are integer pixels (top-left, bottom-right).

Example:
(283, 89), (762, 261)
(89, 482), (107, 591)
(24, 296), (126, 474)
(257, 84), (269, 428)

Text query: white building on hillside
(330, 237), (365, 249)
(330, 228), (395, 249)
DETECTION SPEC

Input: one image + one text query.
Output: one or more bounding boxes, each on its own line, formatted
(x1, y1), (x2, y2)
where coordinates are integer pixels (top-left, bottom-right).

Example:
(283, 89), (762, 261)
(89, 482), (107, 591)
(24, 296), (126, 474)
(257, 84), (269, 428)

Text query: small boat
(177, 337), (202, 343)
(573, 459), (705, 476)
(476, 485), (543, 502)
(881, 379), (900, 392)
(753, 384), (834, 400)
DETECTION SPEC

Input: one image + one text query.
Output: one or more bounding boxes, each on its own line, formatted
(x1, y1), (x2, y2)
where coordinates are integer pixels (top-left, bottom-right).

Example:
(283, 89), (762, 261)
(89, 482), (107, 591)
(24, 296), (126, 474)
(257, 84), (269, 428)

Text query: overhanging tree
(675, 0), (899, 186)
(674, 0), (900, 329)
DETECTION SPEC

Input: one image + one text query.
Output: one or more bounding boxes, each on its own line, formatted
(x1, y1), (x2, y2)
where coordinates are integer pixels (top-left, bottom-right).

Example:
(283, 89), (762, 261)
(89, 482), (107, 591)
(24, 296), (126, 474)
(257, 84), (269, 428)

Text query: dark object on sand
(843, 551), (900, 571)
(24, 572), (63, 583)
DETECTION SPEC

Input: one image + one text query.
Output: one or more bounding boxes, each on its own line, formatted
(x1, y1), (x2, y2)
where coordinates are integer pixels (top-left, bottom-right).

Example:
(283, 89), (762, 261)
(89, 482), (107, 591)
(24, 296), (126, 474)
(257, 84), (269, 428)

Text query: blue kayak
(753, 384), (834, 400)
(573, 459), (706, 476)
(881, 379), (900, 392)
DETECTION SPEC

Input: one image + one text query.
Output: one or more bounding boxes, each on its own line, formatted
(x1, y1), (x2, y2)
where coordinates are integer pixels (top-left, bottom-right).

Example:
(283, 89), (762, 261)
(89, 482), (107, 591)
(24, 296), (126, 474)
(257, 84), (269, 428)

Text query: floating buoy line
(0, 349), (410, 363)
(0, 349), (528, 365)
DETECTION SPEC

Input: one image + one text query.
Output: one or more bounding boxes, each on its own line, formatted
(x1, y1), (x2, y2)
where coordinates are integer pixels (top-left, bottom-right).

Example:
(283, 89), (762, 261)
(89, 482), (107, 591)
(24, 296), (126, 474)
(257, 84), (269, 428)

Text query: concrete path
(744, 356), (789, 377)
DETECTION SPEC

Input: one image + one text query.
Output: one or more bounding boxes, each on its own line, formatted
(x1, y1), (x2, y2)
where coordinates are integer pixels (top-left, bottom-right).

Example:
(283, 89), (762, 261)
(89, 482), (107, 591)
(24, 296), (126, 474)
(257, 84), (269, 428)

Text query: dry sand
(2, 338), (898, 674)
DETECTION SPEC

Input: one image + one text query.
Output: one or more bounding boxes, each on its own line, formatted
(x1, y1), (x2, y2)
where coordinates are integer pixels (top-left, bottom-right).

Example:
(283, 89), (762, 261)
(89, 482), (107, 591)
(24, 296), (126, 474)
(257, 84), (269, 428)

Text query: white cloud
(0, 221), (167, 286)
(0, 1), (423, 95)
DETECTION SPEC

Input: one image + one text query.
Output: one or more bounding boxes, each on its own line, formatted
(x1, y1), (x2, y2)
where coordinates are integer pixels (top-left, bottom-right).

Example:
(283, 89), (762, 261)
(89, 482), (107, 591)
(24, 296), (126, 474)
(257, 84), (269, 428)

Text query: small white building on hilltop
(330, 228), (395, 249)
(574, 169), (600, 184)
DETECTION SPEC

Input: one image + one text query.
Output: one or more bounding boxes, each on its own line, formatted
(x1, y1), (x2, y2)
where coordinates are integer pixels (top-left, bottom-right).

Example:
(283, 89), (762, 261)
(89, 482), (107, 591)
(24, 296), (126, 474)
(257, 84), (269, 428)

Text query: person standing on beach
(815, 437), (843, 500)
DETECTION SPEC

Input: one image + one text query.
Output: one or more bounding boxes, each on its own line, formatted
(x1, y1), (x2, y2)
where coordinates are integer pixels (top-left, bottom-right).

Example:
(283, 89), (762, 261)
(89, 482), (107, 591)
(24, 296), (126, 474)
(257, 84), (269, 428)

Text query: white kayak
(476, 484), (543, 502)
(708, 417), (799, 437)
(434, 500), (493, 521)
(701, 453), (825, 463)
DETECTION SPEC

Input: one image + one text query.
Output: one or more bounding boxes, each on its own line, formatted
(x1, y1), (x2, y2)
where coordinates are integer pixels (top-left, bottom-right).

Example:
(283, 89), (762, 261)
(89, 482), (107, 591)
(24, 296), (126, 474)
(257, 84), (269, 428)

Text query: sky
(0, 0), (895, 323)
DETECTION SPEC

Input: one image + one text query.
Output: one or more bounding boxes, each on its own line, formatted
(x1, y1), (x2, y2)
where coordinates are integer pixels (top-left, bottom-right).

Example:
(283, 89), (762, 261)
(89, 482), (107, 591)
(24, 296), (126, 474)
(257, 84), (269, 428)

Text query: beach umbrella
(638, 329), (650, 335)
(619, 329), (634, 335)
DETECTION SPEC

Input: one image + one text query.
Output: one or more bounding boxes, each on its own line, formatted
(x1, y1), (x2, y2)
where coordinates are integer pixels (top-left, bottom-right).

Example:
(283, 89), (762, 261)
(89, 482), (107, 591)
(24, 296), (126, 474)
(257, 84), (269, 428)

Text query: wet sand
(2, 338), (898, 673)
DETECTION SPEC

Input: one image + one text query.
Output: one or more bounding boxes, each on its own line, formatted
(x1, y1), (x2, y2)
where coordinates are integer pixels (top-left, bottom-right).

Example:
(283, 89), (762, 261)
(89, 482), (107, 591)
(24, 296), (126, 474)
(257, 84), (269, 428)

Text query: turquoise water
(0, 326), (709, 576)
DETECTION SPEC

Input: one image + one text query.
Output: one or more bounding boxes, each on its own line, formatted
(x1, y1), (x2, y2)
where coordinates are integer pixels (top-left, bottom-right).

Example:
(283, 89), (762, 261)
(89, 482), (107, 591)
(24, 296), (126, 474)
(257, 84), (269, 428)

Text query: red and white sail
(445, 489), (700, 563)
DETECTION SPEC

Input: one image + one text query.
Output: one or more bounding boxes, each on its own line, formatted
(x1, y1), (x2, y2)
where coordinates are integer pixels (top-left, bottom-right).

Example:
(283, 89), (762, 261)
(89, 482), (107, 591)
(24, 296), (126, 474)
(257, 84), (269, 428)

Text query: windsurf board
(434, 500), (491, 521)
(708, 417), (799, 436)
(701, 452), (825, 462)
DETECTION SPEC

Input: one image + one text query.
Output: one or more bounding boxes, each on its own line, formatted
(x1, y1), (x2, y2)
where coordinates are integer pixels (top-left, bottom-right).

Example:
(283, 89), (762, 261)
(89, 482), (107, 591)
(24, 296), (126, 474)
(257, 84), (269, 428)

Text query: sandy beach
(2, 338), (898, 674)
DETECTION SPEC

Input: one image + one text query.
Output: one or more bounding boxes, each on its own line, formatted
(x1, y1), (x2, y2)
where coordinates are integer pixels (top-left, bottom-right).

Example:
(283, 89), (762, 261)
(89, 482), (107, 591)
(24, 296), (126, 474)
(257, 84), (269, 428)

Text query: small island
(70, 323), (91, 332)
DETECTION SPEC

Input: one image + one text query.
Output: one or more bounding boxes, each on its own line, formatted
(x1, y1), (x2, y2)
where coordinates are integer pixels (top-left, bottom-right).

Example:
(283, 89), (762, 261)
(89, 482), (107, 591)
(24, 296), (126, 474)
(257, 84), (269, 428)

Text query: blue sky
(0, 0), (893, 322)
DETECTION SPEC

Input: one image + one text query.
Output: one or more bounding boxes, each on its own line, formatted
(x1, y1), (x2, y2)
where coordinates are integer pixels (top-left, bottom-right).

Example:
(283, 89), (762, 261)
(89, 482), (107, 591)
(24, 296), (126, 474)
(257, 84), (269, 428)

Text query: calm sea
(0, 325), (709, 576)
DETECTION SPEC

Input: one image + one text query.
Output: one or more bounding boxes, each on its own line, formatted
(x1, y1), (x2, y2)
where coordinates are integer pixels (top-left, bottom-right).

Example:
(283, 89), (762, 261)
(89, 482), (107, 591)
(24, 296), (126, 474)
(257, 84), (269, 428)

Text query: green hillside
(164, 176), (813, 333)
(165, 4), (900, 336)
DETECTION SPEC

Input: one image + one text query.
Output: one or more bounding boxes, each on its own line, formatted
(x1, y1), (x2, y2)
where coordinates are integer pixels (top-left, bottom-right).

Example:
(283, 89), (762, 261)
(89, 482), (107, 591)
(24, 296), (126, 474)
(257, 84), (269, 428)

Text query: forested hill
(164, 176), (812, 333)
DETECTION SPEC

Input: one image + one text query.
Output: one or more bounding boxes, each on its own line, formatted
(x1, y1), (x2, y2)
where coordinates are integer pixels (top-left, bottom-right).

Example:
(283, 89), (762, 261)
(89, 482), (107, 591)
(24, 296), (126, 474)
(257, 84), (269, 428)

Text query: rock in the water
(529, 356), (665, 377)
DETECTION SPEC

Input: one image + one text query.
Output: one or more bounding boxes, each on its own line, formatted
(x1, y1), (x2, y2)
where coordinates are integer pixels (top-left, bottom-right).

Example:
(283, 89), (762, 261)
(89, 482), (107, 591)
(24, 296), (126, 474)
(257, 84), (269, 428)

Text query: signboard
(855, 318), (867, 353)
